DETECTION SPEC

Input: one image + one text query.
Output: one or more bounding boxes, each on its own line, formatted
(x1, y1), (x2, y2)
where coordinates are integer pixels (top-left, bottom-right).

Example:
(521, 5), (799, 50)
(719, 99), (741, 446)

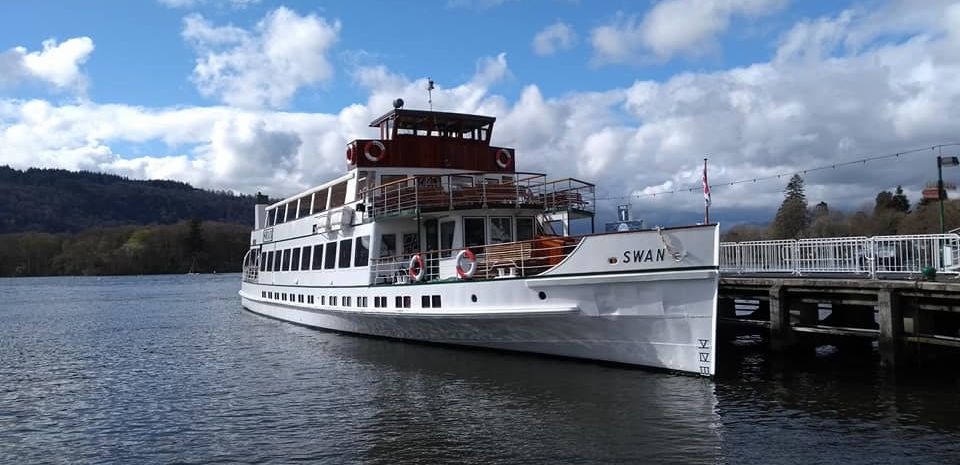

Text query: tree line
(723, 174), (960, 241)
(0, 166), (258, 233)
(0, 219), (251, 277)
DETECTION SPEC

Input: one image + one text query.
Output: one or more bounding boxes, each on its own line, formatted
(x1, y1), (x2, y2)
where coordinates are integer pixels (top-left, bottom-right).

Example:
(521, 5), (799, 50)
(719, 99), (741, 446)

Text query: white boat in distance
(240, 102), (719, 375)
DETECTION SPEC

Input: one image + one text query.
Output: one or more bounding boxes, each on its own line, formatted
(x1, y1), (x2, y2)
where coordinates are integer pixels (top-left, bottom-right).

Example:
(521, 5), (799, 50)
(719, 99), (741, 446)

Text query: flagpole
(704, 157), (710, 224)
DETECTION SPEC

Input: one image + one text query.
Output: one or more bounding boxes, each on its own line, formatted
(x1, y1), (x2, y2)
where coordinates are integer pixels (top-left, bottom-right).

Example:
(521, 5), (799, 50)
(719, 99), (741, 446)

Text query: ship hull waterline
(239, 269), (718, 375)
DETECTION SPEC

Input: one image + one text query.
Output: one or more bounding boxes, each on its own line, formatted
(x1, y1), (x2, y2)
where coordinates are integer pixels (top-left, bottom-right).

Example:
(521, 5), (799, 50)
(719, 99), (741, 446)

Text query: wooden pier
(719, 276), (960, 368)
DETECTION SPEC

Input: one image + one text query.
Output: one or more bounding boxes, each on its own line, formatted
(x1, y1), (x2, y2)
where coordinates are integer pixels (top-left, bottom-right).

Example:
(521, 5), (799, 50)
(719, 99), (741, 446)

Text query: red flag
(702, 159), (711, 208)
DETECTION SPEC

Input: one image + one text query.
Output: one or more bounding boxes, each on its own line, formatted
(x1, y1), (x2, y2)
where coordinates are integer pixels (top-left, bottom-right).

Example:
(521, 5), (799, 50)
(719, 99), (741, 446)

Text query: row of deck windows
(258, 236), (370, 272)
(266, 181), (348, 227)
(260, 291), (437, 309)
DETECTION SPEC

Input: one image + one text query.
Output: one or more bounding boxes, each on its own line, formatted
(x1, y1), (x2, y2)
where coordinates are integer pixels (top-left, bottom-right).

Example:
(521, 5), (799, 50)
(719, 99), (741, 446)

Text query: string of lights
(595, 143), (960, 202)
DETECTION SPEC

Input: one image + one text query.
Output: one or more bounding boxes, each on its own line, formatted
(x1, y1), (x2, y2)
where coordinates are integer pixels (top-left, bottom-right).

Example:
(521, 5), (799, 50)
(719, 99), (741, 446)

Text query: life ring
(495, 148), (512, 169)
(408, 254), (425, 282)
(364, 140), (386, 162)
(346, 144), (356, 164)
(455, 249), (476, 279)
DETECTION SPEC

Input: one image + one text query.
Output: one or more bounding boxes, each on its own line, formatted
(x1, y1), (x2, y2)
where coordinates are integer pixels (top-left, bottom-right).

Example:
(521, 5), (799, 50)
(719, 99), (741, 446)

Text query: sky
(2, 0), (960, 227)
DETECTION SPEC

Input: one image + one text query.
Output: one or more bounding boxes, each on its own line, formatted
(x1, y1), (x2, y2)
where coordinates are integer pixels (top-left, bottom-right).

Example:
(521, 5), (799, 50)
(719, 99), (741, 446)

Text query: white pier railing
(720, 234), (960, 278)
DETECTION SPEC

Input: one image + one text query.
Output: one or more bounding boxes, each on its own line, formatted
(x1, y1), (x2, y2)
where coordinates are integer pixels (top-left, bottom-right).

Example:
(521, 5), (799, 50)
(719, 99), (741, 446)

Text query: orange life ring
(408, 254), (425, 282)
(455, 249), (476, 279)
(495, 148), (512, 169)
(364, 140), (386, 162)
(346, 144), (356, 164)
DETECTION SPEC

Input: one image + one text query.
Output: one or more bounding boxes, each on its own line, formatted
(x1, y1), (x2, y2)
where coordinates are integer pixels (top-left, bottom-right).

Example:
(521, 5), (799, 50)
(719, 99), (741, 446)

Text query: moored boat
(239, 101), (719, 375)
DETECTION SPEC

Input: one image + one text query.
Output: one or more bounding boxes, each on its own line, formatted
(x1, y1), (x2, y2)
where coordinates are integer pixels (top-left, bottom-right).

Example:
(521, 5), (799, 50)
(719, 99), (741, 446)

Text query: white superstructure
(240, 105), (719, 375)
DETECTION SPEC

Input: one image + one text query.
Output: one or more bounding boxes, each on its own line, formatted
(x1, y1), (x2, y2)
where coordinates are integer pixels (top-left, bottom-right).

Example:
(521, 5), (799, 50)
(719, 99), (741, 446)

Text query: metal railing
(242, 250), (259, 282)
(720, 234), (960, 278)
(369, 236), (582, 285)
(361, 172), (595, 219)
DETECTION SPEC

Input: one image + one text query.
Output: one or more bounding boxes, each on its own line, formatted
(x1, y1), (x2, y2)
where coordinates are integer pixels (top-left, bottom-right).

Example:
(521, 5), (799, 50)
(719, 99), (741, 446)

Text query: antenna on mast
(427, 77), (435, 111)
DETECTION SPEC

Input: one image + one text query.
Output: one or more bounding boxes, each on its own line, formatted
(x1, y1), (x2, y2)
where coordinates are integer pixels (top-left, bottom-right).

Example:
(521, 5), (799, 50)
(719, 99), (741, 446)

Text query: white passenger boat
(239, 102), (719, 375)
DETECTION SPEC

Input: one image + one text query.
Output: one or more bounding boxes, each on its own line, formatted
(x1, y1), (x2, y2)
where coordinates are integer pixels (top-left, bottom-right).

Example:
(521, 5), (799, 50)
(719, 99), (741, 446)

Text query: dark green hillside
(0, 166), (255, 233)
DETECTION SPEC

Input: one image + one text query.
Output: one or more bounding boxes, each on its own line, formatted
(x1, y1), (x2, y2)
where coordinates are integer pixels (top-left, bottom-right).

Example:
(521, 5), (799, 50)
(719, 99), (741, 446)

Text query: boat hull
(240, 267), (718, 375)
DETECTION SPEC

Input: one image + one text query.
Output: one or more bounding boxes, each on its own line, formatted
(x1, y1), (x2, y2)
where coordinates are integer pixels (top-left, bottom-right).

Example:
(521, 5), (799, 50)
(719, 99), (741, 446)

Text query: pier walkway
(718, 233), (960, 368)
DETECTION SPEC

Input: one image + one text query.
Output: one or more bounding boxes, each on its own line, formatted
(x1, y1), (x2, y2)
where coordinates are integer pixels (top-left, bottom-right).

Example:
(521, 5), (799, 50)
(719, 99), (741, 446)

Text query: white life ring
(455, 249), (476, 279)
(408, 254), (425, 282)
(495, 148), (512, 169)
(346, 144), (356, 164)
(364, 140), (386, 162)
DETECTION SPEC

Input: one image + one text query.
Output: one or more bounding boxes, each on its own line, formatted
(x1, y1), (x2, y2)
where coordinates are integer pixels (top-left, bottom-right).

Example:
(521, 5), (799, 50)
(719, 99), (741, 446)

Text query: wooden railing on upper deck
(361, 172), (595, 219)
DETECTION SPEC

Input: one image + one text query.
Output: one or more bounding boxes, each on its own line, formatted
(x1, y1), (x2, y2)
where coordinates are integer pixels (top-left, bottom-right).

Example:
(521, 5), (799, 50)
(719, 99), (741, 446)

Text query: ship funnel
(254, 192), (269, 230)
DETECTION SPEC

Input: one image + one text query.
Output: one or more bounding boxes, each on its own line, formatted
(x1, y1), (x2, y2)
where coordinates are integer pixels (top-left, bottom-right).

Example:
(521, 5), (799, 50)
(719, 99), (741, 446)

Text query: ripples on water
(1, 275), (958, 464)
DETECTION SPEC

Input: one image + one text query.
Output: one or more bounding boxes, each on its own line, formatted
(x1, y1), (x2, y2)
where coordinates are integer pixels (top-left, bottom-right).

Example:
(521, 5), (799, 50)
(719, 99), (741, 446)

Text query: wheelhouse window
(338, 239), (353, 268)
(440, 221), (455, 257)
(380, 234), (397, 257)
(354, 236), (370, 267)
(517, 217), (535, 242)
(301, 246), (311, 270)
(286, 200), (298, 221)
(291, 248), (301, 271)
(490, 217), (513, 244)
(311, 244), (323, 270)
(268, 209), (278, 226)
(324, 242), (337, 269)
(464, 217), (486, 253)
(329, 182), (347, 209)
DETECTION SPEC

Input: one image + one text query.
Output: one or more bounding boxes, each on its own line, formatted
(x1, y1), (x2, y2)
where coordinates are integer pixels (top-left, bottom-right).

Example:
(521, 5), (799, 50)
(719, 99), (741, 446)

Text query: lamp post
(938, 155), (959, 234)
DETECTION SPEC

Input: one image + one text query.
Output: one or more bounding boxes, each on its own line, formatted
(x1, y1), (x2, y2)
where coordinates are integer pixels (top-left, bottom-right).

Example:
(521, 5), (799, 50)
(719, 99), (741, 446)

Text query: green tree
(770, 174), (809, 239)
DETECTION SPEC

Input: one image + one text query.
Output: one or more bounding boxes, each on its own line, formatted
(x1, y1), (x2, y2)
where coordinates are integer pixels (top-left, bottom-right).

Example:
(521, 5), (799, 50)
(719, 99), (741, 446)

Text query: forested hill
(0, 166), (255, 233)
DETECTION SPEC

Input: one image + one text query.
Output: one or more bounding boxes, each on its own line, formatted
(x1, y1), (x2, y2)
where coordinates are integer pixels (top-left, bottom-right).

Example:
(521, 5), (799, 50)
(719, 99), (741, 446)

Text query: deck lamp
(938, 155), (959, 234)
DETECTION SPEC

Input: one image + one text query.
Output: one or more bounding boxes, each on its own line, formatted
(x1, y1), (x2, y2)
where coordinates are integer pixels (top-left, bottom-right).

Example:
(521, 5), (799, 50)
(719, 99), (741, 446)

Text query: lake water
(2, 274), (959, 464)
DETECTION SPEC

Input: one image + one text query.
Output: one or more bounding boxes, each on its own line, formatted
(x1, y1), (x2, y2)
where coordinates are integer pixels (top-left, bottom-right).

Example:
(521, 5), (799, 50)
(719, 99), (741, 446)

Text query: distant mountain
(0, 166), (256, 233)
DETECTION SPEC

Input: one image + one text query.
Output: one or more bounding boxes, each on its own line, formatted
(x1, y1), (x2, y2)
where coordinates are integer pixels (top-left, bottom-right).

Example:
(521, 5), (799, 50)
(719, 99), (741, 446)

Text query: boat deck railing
(361, 172), (595, 219)
(369, 236), (582, 285)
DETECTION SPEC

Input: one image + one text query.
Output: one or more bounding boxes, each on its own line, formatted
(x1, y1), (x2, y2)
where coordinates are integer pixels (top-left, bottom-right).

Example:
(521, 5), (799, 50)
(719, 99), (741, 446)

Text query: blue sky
(2, 0), (960, 226)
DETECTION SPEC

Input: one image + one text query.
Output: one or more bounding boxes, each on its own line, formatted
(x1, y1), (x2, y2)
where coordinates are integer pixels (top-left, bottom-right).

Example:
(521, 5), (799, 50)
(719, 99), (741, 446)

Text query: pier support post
(769, 285), (793, 352)
(878, 289), (904, 369)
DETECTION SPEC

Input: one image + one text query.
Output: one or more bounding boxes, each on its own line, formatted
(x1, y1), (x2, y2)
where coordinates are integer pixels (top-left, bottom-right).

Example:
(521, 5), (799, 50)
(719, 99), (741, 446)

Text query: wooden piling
(877, 289), (903, 368)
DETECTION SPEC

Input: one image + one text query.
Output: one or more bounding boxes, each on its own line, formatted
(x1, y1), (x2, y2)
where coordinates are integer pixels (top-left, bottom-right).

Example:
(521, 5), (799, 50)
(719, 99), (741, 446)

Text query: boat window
(273, 250), (281, 270)
(298, 196), (311, 218)
(440, 221), (455, 257)
(312, 190), (328, 214)
(338, 239), (353, 268)
(354, 236), (370, 267)
(380, 234), (397, 257)
(329, 182), (347, 209)
(301, 246), (311, 270)
(290, 200), (301, 220)
(517, 217), (535, 242)
(395, 296), (402, 308)
(266, 251), (273, 271)
(544, 220), (563, 236)
(422, 295), (431, 308)
(282, 249), (291, 271)
(291, 248), (301, 271)
(490, 217), (513, 244)
(357, 171), (372, 196)
(432, 295), (441, 308)
(259, 252), (267, 271)
(268, 209), (277, 226)
(464, 217), (486, 253)
(380, 174), (407, 189)
(324, 242), (337, 269)
(312, 244), (323, 270)
(502, 175), (514, 184)
(402, 233), (419, 255)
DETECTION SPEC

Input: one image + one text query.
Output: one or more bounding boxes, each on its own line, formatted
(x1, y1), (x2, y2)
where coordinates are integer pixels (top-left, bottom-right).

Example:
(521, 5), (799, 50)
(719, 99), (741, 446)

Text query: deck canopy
(369, 109), (495, 142)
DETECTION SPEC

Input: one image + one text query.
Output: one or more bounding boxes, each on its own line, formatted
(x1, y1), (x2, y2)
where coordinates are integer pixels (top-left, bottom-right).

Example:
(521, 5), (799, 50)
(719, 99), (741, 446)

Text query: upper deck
(347, 108), (515, 173)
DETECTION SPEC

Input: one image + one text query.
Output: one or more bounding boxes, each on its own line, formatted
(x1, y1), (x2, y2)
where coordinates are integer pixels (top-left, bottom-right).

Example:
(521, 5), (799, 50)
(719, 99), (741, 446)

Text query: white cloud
(0, 37), (94, 91)
(8, 3), (960, 226)
(184, 7), (341, 108)
(591, 0), (787, 64)
(533, 21), (577, 56)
